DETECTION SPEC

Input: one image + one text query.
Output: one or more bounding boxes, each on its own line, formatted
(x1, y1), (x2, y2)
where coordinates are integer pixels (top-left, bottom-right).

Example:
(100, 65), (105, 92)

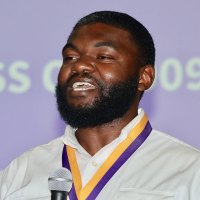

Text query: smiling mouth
(72, 82), (96, 91)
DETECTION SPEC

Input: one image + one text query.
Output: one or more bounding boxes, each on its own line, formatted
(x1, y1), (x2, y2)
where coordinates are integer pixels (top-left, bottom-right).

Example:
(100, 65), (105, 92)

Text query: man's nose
(71, 55), (95, 74)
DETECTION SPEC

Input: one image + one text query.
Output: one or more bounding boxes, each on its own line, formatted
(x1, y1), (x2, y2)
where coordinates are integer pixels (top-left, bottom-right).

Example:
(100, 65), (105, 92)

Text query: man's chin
(66, 100), (97, 110)
(66, 95), (99, 110)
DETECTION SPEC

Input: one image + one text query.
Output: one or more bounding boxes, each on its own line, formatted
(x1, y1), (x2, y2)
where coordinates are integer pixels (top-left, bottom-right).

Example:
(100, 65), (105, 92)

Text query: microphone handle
(51, 191), (68, 200)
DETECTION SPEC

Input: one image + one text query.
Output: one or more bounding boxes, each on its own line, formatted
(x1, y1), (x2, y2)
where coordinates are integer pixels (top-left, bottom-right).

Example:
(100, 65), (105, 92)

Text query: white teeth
(72, 82), (96, 91)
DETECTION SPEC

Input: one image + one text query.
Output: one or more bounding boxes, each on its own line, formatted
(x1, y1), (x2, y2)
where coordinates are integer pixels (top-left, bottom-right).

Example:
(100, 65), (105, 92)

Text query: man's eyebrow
(94, 41), (118, 50)
(62, 43), (78, 52)
(62, 41), (118, 53)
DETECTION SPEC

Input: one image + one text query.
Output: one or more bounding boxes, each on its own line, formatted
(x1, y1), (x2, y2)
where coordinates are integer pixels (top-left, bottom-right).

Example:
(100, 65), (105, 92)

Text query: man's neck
(75, 107), (138, 156)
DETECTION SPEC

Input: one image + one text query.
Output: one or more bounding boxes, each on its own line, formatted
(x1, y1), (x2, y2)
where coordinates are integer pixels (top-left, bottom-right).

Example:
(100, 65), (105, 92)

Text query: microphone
(48, 168), (72, 200)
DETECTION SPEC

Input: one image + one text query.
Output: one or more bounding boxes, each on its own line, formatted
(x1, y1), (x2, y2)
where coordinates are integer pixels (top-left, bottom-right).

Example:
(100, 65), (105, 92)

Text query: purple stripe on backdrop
(86, 122), (152, 200)
(62, 145), (78, 200)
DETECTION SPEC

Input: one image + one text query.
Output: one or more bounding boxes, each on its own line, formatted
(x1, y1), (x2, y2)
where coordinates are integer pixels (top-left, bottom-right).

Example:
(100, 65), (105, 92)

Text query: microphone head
(48, 168), (72, 192)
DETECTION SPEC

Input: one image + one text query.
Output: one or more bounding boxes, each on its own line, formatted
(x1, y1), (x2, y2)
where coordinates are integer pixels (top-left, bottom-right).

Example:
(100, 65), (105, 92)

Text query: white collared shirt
(62, 108), (144, 186)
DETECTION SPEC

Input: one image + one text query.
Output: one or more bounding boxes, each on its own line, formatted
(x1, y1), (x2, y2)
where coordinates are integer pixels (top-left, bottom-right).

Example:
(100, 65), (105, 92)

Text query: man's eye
(97, 55), (114, 60)
(63, 56), (77, 61)
(63, 56), (78, 62)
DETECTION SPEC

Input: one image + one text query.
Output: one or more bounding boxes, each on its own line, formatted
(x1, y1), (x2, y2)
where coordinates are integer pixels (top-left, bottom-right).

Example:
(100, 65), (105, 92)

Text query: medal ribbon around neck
(62, 114), (152, 200)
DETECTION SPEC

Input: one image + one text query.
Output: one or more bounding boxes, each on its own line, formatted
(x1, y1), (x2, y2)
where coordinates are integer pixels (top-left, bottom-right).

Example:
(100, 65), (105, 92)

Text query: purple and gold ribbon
(62, 114), (152, 200)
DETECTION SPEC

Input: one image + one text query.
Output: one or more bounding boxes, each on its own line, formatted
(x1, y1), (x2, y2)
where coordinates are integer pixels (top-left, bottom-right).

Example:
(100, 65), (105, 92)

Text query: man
(0, 11), (200, 200)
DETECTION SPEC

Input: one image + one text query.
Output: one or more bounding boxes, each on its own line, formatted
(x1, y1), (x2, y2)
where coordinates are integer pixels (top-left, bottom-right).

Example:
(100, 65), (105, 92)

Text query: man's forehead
(62, 23), (138, 55)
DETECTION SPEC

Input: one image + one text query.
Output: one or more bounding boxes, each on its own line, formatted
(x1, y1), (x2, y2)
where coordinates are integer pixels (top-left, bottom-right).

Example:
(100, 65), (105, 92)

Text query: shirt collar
(62, 108), (145, 150)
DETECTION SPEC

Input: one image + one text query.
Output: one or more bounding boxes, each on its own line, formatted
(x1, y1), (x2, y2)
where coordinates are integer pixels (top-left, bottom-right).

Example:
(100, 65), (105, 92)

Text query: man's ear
(138, 65), (155, 92)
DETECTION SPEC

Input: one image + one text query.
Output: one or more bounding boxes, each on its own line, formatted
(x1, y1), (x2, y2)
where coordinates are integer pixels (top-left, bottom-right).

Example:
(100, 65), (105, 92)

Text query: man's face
(56, 23), (141, 128)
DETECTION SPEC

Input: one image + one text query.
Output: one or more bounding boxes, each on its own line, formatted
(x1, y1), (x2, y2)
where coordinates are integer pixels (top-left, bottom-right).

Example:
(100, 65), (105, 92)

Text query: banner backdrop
(0, 0), (200, 169)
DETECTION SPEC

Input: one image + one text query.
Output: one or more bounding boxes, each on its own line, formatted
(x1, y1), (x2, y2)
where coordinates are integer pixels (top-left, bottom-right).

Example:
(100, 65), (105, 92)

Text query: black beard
(56, 78), (138, 128)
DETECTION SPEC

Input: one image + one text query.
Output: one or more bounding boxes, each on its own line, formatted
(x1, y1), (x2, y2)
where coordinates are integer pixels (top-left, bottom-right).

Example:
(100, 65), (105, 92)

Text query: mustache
(67, 72), (93, 84)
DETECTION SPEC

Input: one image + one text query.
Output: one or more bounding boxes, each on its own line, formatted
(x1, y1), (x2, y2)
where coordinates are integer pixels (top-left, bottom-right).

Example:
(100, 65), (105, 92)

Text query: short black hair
(70, 11), (155, 67)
